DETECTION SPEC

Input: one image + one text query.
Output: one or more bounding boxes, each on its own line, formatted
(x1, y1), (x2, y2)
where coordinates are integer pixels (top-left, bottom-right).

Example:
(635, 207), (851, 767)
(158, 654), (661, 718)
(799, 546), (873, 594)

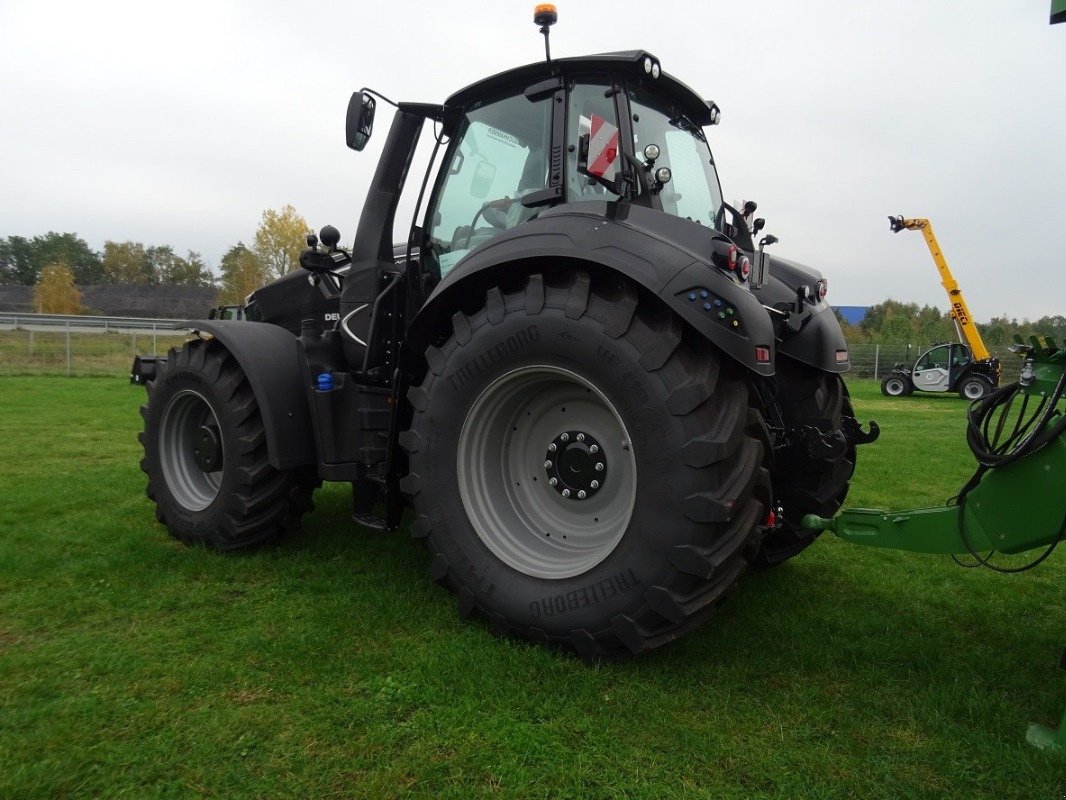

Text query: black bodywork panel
(753, 255), (849, 374)
(184, 320), (316, 470)
(407, 202), (779, 376)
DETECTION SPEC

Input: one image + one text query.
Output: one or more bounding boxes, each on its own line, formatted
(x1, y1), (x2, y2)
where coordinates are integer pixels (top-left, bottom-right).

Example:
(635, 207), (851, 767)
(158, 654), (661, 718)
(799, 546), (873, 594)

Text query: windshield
(627, 84), (724, 228)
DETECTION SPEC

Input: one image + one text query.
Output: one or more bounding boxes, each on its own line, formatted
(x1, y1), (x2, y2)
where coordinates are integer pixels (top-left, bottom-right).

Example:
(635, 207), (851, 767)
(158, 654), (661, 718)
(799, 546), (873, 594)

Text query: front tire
(140, 338), (316, 550)
(881, 374), (912, 397)
(400, 272), (770, 659)
(958, 375), (992, 400)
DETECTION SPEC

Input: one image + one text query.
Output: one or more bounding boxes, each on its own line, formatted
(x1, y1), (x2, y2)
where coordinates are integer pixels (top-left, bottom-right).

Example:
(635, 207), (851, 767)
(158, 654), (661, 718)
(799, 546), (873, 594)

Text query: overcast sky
(1, 0), (1063, 321)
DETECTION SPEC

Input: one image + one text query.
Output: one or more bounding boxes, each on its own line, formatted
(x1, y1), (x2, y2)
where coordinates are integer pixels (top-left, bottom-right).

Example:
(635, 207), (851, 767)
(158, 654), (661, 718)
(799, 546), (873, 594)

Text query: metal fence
(846, 343), (1025, 384)
(0, 311), (1028, 383)
(0, 312), (191, 377)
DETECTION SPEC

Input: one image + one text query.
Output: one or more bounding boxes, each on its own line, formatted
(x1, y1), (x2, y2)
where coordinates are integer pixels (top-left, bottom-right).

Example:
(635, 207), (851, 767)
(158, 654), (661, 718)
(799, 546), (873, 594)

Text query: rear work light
(817, 278), (828, 301)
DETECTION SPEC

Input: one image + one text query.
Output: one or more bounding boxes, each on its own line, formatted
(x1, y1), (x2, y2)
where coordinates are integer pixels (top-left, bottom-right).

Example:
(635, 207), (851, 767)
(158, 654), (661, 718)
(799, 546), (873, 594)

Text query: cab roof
(444, 50), (717, 126)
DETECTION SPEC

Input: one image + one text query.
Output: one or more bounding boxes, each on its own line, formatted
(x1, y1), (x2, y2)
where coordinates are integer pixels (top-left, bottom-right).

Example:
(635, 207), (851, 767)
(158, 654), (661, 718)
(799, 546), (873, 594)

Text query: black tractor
(140, 10), (876, 659)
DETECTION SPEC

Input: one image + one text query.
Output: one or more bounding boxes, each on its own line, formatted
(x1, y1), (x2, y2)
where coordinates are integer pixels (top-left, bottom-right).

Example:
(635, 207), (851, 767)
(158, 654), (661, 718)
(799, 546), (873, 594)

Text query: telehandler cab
(140, 7), (877, 658)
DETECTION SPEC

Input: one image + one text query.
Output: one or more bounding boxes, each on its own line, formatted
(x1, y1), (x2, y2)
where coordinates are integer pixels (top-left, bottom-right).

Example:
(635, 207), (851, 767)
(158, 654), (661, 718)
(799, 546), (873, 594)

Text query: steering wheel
(463, 198), (511, 249)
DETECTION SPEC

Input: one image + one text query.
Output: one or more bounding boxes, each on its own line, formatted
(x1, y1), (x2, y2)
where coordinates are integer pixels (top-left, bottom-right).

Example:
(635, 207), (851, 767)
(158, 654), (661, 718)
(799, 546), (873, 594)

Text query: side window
(426, 92), (551, 277)
(566, 80), (621, 203)
(917, 345), (949, 370)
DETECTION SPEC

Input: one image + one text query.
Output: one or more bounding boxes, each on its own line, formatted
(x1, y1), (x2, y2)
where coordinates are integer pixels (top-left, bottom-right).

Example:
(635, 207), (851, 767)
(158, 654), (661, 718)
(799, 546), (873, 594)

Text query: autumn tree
(253, 205), (309, 281)
(102, 240), (153, 284)
(33, 263), (84, 314)
(218, 243), (268, 305)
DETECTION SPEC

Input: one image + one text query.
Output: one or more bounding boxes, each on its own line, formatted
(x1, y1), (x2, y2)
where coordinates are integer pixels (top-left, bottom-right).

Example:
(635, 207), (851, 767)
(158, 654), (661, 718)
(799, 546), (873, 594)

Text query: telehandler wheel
(754, 357), (856, 568)
(400, 272), (770, 660)
(880, 374), (912, 397)
(140, 338), (316, 550)
(958, 375), (992, 400)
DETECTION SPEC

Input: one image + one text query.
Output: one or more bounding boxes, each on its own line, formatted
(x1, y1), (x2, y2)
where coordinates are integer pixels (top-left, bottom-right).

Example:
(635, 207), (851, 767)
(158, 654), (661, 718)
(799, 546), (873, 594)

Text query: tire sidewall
(146, 364), (238, 537)
(414, 307), (711, 632)
(961, 377), (989, 400)
(882, 376), (906, 397)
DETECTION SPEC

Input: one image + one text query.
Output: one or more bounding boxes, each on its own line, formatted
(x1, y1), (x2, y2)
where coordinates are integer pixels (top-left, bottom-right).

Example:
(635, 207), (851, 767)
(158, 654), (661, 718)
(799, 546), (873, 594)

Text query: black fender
(406, 202), (776, 376)
(752, 255), (850, 374)
(184, 320), (316, 470)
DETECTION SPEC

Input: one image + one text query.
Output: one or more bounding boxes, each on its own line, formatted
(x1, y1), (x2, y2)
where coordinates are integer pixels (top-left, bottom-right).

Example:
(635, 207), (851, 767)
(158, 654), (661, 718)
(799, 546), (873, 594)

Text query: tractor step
(352, 511), (389, 531)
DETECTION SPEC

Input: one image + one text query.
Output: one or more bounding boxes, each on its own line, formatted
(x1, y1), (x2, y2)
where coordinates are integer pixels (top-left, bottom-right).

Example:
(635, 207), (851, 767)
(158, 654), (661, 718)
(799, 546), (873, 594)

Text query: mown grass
(0, 377), (1062, 799)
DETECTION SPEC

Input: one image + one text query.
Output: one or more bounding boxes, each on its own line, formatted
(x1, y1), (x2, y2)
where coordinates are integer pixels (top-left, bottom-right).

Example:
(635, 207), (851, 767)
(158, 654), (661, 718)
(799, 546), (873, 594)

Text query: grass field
(0, 329), (189, 377)
(0, 377), (1062, 798)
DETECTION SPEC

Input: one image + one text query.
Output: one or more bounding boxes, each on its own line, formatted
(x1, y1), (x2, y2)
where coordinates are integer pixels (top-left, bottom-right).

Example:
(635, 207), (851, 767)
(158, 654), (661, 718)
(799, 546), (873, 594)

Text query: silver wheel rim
(964, 380), (984, 399)
(456, 365), (637, 580)
(159, 389), (223, 511)
(885, 378), (905, 396)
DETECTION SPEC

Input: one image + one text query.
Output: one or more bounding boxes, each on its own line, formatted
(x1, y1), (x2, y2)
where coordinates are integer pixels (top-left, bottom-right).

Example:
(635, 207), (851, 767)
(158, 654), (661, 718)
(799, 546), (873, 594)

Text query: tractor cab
(420, 52), (730, 278)
(912, 342), (971, 392)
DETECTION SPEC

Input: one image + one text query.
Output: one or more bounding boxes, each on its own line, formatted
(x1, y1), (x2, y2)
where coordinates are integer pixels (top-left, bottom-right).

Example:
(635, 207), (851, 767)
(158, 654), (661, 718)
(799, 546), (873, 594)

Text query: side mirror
(346, 91), (376, 151)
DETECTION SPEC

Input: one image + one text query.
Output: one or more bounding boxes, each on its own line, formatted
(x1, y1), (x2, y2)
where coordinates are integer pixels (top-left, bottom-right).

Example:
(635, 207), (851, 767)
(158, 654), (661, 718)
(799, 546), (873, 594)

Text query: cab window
(425, 91), (551, 277)
(916, 345), (950, 370)
(628, 84), (724, 228)
(566, 79), (621, 203)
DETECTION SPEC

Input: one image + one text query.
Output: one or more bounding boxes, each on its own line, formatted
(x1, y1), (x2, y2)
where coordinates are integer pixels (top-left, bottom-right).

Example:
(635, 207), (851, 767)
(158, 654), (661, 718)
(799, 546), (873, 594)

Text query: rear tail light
(711, 240), (738, 272)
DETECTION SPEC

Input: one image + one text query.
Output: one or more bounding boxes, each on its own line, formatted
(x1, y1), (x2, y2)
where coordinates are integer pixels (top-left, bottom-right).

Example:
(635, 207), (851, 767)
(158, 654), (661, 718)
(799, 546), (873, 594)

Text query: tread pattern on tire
(140, 338), (316, 551)
(401, 271), (770, 659)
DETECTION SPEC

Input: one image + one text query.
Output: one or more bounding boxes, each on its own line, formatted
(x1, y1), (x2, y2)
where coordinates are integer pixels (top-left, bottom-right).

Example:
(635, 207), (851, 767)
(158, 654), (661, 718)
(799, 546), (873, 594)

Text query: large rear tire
(400, 272), (770, 659)
(754, 356), (856, 568)
(140, 338), (316, 550)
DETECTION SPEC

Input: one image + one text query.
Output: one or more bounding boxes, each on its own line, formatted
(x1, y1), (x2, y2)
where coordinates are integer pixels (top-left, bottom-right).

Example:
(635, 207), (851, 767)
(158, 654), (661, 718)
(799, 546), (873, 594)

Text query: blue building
(833, 305), (869, 325)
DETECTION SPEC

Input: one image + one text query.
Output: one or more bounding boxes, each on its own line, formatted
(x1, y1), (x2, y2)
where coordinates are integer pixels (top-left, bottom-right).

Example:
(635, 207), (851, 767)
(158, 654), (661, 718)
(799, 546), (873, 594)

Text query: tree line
(837, 299), (1065, 347)
(2, 205), (310, 314)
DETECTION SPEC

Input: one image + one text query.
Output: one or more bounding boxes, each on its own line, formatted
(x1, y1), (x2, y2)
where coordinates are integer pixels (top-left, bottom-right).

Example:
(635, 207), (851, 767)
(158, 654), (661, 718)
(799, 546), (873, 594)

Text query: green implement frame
(805, 337), (1065, 752)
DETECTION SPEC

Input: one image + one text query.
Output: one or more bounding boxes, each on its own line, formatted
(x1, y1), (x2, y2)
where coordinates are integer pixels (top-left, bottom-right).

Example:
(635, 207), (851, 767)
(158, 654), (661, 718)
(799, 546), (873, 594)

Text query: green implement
(804, 336), (1065, 752)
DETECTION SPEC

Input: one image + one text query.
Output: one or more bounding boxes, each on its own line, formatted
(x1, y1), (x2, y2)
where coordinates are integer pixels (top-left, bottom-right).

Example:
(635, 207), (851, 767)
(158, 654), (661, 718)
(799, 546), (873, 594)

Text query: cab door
(912, 344), (951, 392)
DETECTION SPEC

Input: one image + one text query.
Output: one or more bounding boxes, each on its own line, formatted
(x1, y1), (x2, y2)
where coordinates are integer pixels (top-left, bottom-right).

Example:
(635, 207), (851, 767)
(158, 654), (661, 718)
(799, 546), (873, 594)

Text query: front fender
(184, 320), (315, 470)
(407, 205), (775, 376)
(753, 255), (850, 374)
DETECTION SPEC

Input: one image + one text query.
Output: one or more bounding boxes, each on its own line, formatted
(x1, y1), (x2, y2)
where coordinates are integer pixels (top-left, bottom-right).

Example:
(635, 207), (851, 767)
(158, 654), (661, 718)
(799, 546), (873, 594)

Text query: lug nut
(548, 443), (557, 453)
(577, 490), (587, 499)
(590, 480), (599, 489)
(589, 444), (599, 454)
(562, 489), (571, 498)
(576, 433), (585, 442)
(560, 433), (569, 442)
(549, 477), (558, 486)
(595, 462), (604, 472)
(544, 460), (552, 469)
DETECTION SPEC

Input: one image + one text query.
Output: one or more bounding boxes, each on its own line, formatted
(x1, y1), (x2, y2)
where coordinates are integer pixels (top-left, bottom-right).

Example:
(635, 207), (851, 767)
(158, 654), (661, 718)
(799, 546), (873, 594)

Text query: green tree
(218, 243), (267, 305)
(0, 232), (101, 285)
(0, 236), (34, 285)
(156, 249), (215, 287)
(253, 205), (309, 281)
(33, 263), (84, 314)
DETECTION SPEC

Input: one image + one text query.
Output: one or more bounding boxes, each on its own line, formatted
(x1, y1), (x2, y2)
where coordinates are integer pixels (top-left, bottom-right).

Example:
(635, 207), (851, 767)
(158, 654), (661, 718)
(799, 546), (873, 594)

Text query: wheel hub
(193, 425), (222, 472)
(545, 430), (605, 500)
